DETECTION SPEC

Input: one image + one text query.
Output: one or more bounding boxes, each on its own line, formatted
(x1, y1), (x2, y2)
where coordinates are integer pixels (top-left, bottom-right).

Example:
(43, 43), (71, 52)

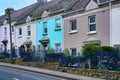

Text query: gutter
(109, 0), (112, 46)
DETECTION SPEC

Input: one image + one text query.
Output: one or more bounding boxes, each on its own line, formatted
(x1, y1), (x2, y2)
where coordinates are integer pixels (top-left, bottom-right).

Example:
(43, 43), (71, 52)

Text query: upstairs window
(43, 21), (48, 34)
(55, 18), (61, 29)
(89, 15), (96, 32)
(4, 27), (7, 36)
(11, 26), (14, 32)
(70, 20), (77, 32)
(18, 28), (22, 36)
(27, 26), (31, 36)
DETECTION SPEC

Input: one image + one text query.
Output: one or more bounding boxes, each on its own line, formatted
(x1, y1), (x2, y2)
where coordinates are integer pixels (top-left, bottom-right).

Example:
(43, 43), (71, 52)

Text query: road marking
(13, 78), (19, 80)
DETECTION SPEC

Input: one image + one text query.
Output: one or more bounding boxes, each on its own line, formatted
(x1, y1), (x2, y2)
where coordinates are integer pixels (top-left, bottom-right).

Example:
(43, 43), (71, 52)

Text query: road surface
(0, 67), (63, 80)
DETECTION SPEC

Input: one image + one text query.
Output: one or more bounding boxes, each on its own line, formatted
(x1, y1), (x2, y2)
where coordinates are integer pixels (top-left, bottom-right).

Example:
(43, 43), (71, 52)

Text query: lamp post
(5, 8), (14, 59)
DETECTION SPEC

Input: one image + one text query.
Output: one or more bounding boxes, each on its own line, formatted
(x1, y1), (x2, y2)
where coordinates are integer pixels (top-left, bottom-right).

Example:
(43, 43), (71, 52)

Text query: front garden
(0, 45), (120, 80)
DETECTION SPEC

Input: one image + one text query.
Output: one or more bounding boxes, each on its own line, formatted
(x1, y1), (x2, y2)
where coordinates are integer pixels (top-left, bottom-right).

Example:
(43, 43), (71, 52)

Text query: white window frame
(55, 43), (61, 53)
(18, 28), (22, 36)
(4, 27), (7, 36)
(88, 15), (96, 33)
(71, 48), (77, 56)
(27, 25), (31, 36)
(69, 20), (77, 33)
(43, 21), (48, 34)
(11, 26), (14, 33)
(55, 18), (61, 29)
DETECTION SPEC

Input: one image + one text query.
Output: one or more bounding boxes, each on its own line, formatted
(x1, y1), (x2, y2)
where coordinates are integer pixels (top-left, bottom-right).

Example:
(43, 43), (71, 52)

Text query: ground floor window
(71, 48), (77, 56)
(55, 43), (61, 53)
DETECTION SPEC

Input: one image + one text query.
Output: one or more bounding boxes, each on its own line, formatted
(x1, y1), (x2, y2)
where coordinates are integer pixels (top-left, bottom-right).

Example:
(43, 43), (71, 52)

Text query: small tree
(63, 48), (70, 56)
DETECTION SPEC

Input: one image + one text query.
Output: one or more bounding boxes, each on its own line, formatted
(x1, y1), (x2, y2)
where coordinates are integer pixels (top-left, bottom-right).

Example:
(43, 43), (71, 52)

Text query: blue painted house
(36, 15), (63, 52)
(34, 0), (78, 52)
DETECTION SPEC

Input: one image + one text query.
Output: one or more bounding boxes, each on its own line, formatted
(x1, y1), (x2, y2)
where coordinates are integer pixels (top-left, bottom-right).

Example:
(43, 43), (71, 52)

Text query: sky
(0, 0), (51, 16)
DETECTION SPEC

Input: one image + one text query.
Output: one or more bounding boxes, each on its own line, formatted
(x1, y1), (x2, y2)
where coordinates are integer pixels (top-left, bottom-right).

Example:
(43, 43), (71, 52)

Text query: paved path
(0, 62), (103, 80)
(0, 67), (61, 80)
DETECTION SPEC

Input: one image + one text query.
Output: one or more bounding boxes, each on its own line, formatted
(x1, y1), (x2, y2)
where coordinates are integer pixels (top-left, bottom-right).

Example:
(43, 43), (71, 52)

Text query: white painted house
(111, 2), (120, 49)
(15, 16), (36, 50)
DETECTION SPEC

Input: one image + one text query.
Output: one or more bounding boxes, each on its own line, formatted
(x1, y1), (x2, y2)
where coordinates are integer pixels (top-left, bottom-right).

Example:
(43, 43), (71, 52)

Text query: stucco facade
(64, 7), (110, 55)
(0, 22), (15, 53)
(36, 15), (63, 51)
(15, 21), (36, 49)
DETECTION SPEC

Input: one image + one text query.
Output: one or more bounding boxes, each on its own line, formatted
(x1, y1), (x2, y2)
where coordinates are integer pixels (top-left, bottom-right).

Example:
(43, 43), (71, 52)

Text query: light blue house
(35, 0), (78, 53)
(36, 15), (63, 52)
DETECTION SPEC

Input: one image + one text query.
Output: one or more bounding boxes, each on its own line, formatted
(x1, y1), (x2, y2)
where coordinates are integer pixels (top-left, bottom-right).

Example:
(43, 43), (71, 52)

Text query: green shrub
(82, 44), (101, 53)
(48, 47), (54, 53)
(82, 44), (101, 61)
(0, 52), (10, 59)
(101, 46), (119, 52)
(63, 48), (69, 56)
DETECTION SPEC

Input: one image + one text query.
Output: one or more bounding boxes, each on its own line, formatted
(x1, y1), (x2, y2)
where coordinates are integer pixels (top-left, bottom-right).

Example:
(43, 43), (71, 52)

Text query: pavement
(0, 62), (103, 80)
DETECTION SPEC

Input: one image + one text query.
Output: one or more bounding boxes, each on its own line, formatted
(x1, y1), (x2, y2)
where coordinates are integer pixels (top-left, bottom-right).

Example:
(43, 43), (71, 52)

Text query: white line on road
(13, 78), (19, 80)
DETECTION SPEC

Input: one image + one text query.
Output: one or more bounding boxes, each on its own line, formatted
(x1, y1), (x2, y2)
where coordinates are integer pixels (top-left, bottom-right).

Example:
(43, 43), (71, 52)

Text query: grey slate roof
(15, 0), (79, 25)
(0, 0), (118, 26)
(0, 3), (38, 26)
(62, 0), (116, 17)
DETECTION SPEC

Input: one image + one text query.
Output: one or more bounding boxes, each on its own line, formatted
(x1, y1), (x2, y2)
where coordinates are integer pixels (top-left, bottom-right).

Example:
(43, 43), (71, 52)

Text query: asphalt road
(0, 67), (62, 80)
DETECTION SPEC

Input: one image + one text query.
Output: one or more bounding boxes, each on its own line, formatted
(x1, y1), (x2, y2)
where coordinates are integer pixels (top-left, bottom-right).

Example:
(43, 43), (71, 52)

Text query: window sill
(87, 31), (97, 35)
(12, 32), (15, 34)
(69, 30), (77, 34)
(27, 36), (31, 39)
(18, 35), (22, 38)
(42, 33), (48, 36)
(55, 28), (61, 31)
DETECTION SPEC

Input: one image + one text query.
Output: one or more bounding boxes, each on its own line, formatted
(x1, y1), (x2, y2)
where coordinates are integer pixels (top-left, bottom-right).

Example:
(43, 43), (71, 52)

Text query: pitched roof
(63, 0), (115, 17)
(15, 0), (78, 25)
(0, 3), (38, 26)
(0, 15), (7, 26)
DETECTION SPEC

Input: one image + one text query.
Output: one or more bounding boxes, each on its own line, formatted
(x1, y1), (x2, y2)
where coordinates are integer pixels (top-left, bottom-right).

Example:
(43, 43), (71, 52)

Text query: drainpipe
(109, 0), (112, 46)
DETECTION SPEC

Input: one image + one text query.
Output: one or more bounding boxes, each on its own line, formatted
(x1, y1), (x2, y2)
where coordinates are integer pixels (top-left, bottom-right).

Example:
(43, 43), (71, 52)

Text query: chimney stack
(37, 0), (47, 4)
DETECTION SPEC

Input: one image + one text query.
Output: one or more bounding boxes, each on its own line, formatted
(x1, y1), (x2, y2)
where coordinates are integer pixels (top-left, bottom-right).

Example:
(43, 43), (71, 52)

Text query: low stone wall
(60, 67), (120, 80)
(0, 59), (120, 80)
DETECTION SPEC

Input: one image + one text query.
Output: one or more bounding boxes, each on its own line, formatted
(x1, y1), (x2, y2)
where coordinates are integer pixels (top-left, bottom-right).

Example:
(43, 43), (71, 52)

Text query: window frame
(69, 20), (77, 33)
(4, 27), (7, 36)
(88, 15), (96, 32)
(55, 18), (61, 30)
(43, 21), (48, 35)
(27, 25), (31, 36)
(71, 48), (77, 56)
(18, 28), (22, 36)
(11, 26), (14, 33)
(55, 43), (61, 53)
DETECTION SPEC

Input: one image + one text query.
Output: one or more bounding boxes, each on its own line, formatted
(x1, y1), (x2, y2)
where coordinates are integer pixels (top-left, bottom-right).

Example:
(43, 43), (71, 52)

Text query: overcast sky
(0, 0), (51, 16)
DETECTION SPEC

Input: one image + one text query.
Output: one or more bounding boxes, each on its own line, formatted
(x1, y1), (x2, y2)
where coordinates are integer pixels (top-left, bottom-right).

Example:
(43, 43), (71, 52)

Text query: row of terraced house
(0, 0), (120, 56)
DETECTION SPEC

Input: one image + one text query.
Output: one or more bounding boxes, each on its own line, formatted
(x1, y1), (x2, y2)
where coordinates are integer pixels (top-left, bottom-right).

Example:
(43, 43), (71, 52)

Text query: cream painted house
(63, 0), (110, 56)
